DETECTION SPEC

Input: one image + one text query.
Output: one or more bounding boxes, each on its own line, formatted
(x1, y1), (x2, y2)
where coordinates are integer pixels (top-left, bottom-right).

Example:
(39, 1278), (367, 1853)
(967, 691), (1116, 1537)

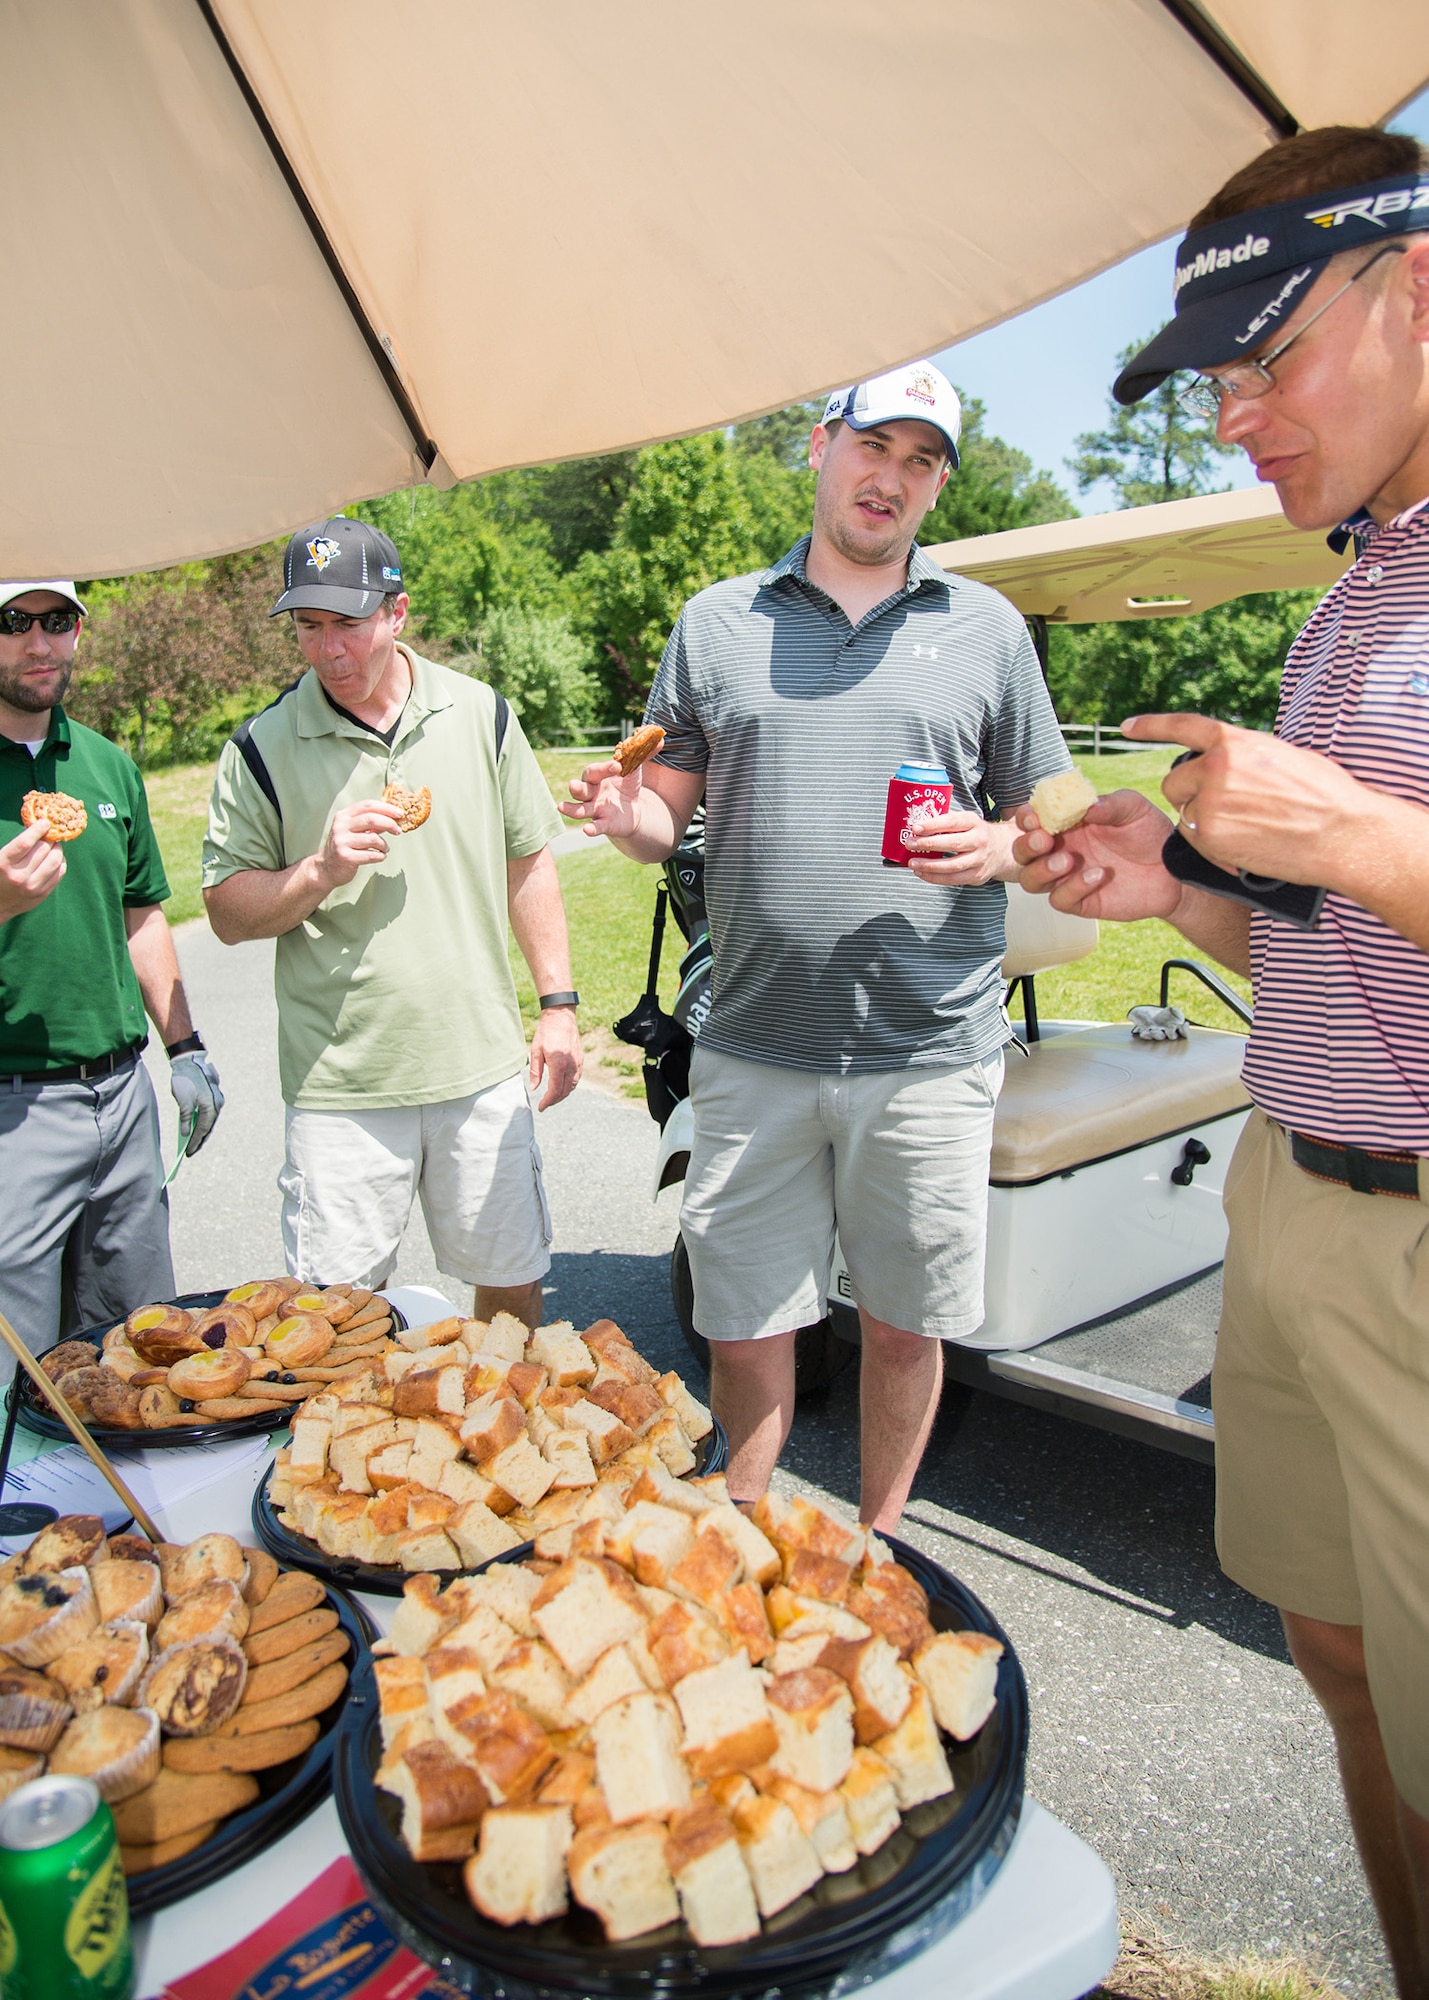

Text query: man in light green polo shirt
(203, 518), (581, 1326)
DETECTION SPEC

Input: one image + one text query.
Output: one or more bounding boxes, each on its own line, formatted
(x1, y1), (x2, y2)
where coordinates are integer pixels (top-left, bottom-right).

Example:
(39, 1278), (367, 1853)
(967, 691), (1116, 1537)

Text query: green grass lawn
(144, 762), (216, 926)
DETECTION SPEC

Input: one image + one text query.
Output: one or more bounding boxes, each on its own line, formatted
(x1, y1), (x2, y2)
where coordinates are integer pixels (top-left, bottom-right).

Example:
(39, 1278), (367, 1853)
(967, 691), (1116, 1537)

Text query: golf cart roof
(926, 487), (1352, 623)
(7, 5), (1428, 578)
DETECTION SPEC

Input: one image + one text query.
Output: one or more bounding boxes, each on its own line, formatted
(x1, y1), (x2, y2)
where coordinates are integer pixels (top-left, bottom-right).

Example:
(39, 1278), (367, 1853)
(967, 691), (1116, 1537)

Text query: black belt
(1289, 1129), (1424, 1201)
(4, 1044), (143, 1087)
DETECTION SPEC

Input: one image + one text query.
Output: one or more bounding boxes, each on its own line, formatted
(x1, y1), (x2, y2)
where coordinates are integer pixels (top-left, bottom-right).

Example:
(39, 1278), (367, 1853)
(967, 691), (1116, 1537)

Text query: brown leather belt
(1289, 1129), (1426, 1201)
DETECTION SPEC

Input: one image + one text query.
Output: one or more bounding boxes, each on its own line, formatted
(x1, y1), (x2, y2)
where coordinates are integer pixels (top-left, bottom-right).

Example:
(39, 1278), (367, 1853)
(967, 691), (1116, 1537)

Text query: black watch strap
(165, 1033), (206, 1059)
(538, 991), (580, 1011)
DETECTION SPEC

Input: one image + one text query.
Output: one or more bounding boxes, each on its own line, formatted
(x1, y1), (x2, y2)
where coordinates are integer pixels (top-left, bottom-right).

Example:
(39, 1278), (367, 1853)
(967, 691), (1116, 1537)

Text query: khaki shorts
(681, 1044), (1003, 1342)
(1215, 1109), (1429, 1815)
(280, 1074), (552, 1290)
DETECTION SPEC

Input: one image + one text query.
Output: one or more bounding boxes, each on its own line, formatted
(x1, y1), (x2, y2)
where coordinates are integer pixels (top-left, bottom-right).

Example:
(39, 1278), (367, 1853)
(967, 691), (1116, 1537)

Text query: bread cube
(568, 1820), (679, 1941)
(588, 1380), (665, 1434)
(483, 1436), (558, 1511)
(394, 1365), (467, 1419)
(665, 1799), (760, 1945)
(770, 1634), (831, 1678)
(329, 1420), (401, 1493)
(288, 1414), (332, 1485)
(490, 1637), (574, 1732)
(592, 1691), (691, 1825)
(462, 1356), (512, 1402)
(447, 1500), (527, 1569)
(605, 1501), (694, 1585)
(781, 1548), (854, 1604)
(671, 1652), (777, 1778)
(913, 1629), (1003, 1739)
(331, 1398), (390, 1436)
(366, 1442), (414, 1492)
(424, 1645), (487, 1714)
(374, 1655), (429, 1749)
(762, 1774), (857, 1874)
(698, 1504), (780, 1588)
(385, 1739), (489, 1861)
(561, 1399), (636, 1467)
(438, 1689), (555, 1803)
(667, 1527), (742, 1609)
(395, 1313), (466, 1352)
(847, 1565), (934, 1659)
(387, 1574), (458, 1657)
(818, 1633), (912, 1743)
(407, 1418), (464, 1492)
(716, 1580), (776, 1664)
(754, 1493), (863, 1566)
(367, 1482), (419, 1541)
(396, 1524), (461, 1571)
(839, 1746), (901, 1855)
(626, 1463), (716, 1520)
(459, 1561), (542, 1637)
(503, 1360), (548, 1410)
(537, 1750), (596, 1807)
(581, 1320), (658, 1386)
(437, 1458), (505, 1508)
(353, 1507), (406, 1567)
(646, 1415), (697, 1478)
(542, 1429), (597, 1490)
(653, 1370), (714, 1442)
(441, 1602), (519, 1675)
(724, 1792), (822, 1917)
(479, 1313), (530, 1367)
(313, 1491), (369, 1558)
(532, 1557), (647, 1680)
(464, 1803), (572, 1925)
(459, 1392), (526, 1465)
(767, 1586), (871, 1641)
(871, 1681), (954, 1808)
(566, 1643), (649, 1727)
(766, 1667), (855, 1792)
(647, 1599), (730, 1687)
(526, 1322), (597, 1388)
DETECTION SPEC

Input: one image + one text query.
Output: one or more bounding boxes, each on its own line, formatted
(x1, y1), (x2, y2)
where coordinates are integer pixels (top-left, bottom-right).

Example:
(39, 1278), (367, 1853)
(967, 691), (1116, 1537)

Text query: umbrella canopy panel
(926, 486), (1351, 621)
(4, 0), (1429, 579)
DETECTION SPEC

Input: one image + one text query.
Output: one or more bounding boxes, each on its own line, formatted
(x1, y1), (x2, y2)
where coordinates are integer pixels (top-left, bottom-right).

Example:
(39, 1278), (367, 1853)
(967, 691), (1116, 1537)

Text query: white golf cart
(634, 487), (1349, 1462)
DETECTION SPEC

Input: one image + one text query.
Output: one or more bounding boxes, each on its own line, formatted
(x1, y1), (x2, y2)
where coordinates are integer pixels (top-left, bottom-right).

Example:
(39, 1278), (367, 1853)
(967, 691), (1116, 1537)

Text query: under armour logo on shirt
(912, 644), (939, 660)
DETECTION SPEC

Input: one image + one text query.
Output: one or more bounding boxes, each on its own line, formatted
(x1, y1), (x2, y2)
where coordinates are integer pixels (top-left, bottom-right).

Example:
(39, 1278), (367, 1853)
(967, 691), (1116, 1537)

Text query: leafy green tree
(356, 484), (561, 646)
(453, 607), (599, 742)
(577, 433), (763, 707)
(731, 399), (826, 469)
(917, 393), (1075, 545)
(513, 454), (641, 570)
(1069, 331), (1235, 507)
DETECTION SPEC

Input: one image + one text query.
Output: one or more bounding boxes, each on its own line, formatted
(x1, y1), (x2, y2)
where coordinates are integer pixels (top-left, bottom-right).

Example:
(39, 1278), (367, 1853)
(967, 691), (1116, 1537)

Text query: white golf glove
(170, 1049), (224, 1154)
(1128, 1005), (1188, 1042)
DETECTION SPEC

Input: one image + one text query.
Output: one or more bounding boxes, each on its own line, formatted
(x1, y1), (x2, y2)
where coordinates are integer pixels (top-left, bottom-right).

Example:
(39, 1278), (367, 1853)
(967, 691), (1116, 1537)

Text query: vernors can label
(0, 1775), (133, 2000)
(881, 763), (953, 868)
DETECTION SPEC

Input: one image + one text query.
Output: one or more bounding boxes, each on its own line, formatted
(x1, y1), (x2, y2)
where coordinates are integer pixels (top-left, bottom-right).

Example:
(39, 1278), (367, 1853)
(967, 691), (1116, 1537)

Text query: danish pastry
(613, 725), (665, 777)
(382, 783), (432, 832)
(20, 790), (86, 842)
(168, 1347), (252, 1403)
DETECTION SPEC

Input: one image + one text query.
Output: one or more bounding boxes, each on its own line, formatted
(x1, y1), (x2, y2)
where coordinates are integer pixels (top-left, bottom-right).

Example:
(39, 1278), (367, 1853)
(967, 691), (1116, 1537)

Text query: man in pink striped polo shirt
(1017, 126), (1429, 1991)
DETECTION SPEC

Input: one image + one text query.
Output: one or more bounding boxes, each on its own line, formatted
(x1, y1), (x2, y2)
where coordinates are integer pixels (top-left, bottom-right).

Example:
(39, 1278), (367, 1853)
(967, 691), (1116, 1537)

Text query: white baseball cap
(823, 361), (961, 467)
(0, 581), (87, 616)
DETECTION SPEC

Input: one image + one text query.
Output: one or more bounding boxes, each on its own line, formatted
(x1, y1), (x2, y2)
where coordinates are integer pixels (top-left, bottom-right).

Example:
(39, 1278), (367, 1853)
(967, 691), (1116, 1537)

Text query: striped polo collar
(1328, 494), (1429, 558)
(760, 535), (952, 597)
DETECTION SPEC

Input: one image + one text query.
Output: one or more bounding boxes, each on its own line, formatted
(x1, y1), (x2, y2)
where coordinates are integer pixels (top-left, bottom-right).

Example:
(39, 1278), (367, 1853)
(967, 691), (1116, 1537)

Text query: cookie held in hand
(20, 790), (86, 842)
(613, 725), (665, 777)
(382, 783), (432, 832)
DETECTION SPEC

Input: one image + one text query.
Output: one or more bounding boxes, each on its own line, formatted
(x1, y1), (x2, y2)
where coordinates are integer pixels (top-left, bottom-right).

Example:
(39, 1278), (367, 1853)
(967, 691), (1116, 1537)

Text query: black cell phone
(1160, 751), (1325, 930)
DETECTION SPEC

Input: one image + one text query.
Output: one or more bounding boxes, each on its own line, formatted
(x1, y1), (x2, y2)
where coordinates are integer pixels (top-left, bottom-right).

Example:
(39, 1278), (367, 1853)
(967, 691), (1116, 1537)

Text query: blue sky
(934, 89), (1429, 513)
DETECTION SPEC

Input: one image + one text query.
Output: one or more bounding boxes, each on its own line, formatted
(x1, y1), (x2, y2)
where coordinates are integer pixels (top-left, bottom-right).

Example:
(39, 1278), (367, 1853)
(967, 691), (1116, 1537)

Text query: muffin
(161, 1535), (249, 1605)
(19, 1516), (107, 1576)
(139, 1637), (247, 1736)
(47, 1620), (150, 1713)
(0, 1745), (45, 1801)
(155, 1580), (248, 1651)
(0, 1666), (72, 1751)
(49, 1704), (161, 1801)
(91, 1562), (163, 1630)
(0, 1568), (99, 1667)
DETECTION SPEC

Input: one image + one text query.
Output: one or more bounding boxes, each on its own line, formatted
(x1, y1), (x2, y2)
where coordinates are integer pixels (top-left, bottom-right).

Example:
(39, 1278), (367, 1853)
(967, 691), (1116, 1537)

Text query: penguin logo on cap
(306, 537), (343, 572)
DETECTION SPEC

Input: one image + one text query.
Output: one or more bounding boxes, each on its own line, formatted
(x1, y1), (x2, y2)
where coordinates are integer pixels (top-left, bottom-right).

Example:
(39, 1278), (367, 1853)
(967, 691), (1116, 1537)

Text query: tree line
(69, 336), (1317, 764)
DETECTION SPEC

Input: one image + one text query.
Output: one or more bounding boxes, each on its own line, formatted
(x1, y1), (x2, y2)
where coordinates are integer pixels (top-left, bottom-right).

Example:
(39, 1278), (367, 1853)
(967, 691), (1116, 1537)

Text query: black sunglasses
(0, 607), (82, 636)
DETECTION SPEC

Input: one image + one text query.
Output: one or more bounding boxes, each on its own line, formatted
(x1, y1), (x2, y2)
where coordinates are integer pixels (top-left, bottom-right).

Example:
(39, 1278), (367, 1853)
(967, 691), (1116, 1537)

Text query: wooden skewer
(0, 1311), (163, 1543)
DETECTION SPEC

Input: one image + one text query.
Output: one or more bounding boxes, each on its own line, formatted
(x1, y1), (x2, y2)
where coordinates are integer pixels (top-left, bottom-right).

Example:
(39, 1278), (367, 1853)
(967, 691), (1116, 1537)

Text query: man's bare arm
(125, 904), (196, 1042)
(204, 798), (402, 944)
(507, 847), (582, 1110)
(560, 758), (705, 863)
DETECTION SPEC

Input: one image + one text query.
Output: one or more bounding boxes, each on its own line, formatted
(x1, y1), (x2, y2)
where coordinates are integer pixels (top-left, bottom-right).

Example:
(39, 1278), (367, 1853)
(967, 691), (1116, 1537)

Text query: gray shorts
(0, 1057), (175, 1374)
(681, 1044), (1003, 1342)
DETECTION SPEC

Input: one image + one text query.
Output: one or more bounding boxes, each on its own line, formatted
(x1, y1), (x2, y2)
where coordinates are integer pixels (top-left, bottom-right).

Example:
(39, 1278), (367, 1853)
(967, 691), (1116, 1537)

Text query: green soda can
(0, 1775), (133, 2000)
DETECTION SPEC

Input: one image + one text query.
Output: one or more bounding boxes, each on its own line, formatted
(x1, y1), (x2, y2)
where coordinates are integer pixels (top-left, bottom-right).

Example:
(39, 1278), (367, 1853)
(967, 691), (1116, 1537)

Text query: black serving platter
(127, 1579), (374, 1917)
(12, 1292), (406, 1450)
(333, 1536), (1027, 1999)
(252, 1419), (730, 1597)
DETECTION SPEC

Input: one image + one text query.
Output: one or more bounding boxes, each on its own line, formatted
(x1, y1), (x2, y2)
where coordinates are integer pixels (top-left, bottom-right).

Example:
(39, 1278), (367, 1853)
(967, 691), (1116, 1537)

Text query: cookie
(120, 1819), (219, 1875)
(211, 1660), (347, 1737)
(247, 1572), (325, 1636)
(20, 790), (86, 842)
(242, 1606), (338, 1666)
(241, 1630), (349, 1707)
(162, 1719), (320, 1775)
(111, 1766), (258, 1845)
(381, 783), (431, 832)
(613, 724), (665, 776)
(241, 1549), (280, 1606)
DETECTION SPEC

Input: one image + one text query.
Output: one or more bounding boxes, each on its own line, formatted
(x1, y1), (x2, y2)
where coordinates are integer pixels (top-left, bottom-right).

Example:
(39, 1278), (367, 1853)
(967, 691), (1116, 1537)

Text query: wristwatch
(538, 991), (580, 1011)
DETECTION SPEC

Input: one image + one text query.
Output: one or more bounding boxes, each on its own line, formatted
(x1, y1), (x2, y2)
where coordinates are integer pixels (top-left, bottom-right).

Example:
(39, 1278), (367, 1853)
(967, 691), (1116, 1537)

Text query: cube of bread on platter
(754, 1493), (863, 1567)
(716, 1580), (776, 1664)
(483, 1436), (557, 1512)
(762, 1774), (857, 1874)
(366, 1444), (414, 1492)
(444, 1602), (520, 1675)
(384, 1739), (490, 1862)
(765, 1587), (870, 1642)
(848, 1582), (935, 1661)
(462, 1561), (542, 1637)
(490, 1638), (574, 1732)
(839, 1747), (901, 1855)
(699, 1505), (780, 1588)
(527, 1322), (596, 1388)
(572, 1781), (613, 1832)
(534, 1522), (576, 1563)
(329, 1420), (404, 1494)
(447, 1501), (527, 1570)
(767, 1668), (855, 1793)
(593, 1692), (691, 1824)
(290, 1477), (335, 1540)
(588, 1380), (665, 1435)
(315, 1490), (370, 1558)
(407, 1419), (463, 1492)
(561, 1399), (636, 1467)
(645, 1413), (698, 1478)
(353, 1508), (407, 1567)
(439, 1689), (555, 1803)
(538, 1750), (596, 1807)
(653, 1370), (714, 1442)
(388, 1574), (458, 1657)
(871, 1681), (954, 1809)
(667, 1527), (742, 1609)
(780, 1548), (853, 1604)
(368, 1482), (421, 1545)
(722, 1791), (822, 1918)
(331, 1399), (394, 1437)
(566, 1642), (649, 1726)
(473, 1313), (528, 1367)
(538, 1385), (584, 1421)
(568, 1819), (679, 1942)
(627, 1463), (715, 1520)
(397, 1524), (461, 1571)
(582, 1320), (658, 1385)
(395, 1313), (465, 1353)
(465, 1803), (572, 1926)
(533, 1557), (647, 1679)
(913, 1629), (1003, 1739)
(425, 1645), (487, 1716)
(407, 1488), (456, 1532)
(463, 1356), (512, 1403)
(541, 1429), (597, 1490)
(526, 1403), (560, 1453)
(374, 1655), (430, 1749)
(665, 1799), (760, 1946)
(289, 1413), (332, 1484)
(394, 1365), (466, 1419)
(671, 1652), (777, 1778)
(606, 1501), (693, 1585)
(770, 1634), (832, 1678)
(459, 1392), (526, 1464)
(648, 1599), (730, 1687)
(817, 1634), (912, 1744)
(503, 1360), (548, 1410)
(437, 1459), (509, 1509)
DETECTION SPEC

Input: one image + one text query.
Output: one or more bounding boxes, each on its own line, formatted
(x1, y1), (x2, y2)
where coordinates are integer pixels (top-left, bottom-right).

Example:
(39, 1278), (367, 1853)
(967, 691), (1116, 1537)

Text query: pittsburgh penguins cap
(1114, 170), (1429, 405)
(270, 516), (405, 618)
(823, 360), (962, 467)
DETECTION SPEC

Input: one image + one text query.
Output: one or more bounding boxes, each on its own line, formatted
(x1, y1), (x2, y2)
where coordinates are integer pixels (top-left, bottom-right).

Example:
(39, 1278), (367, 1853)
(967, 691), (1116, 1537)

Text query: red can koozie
(881, 763), (953, 867)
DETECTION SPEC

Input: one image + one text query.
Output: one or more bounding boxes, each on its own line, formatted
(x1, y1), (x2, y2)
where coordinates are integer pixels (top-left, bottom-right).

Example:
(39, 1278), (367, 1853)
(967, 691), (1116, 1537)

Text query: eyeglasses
(1178, 245), (1406, 418)
(0, 607), (81, 636)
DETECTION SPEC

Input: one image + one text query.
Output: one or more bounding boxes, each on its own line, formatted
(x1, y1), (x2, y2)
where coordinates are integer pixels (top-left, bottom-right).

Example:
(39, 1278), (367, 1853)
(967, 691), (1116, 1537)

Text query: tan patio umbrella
(4, 1), (1427, 579)
(925, 485), (1351, 623)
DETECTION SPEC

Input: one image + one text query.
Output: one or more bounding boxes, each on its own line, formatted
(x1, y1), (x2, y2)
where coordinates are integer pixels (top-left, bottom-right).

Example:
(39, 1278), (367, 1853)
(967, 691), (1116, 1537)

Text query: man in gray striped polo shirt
(565, 360), (1069, 1531)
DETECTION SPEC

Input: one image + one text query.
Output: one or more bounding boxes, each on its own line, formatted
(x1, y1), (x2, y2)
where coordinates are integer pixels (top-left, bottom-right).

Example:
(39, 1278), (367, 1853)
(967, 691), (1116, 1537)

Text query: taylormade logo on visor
(1174, 232), (1272, 297)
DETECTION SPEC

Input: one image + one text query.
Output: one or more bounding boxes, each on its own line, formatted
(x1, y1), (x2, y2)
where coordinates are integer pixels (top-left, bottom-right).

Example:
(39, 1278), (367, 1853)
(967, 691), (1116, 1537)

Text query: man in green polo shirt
(0, 580), (223, 1370)
(202, 518), (581, 1326)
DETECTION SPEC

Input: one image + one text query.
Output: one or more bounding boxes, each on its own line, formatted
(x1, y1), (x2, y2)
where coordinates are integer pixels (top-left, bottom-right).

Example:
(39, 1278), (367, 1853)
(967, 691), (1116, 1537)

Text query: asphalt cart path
(149, 919), (1387, 1995)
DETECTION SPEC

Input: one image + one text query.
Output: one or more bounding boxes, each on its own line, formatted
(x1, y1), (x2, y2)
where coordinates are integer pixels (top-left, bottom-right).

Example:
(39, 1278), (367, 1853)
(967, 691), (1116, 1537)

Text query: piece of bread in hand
(385, 1739), (488, 1861)
(766, 1667), (855, 1793)
(465, 1803), (572, 1926)
(568, 1819), (680, 1942)
(592, 1692), (691, 1825)
(912, 1628), (1003, 1739)
(665, 1798), (760, 1946)
(1028, 767), (1098, 836)
(670, 1652), (777, 1779)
